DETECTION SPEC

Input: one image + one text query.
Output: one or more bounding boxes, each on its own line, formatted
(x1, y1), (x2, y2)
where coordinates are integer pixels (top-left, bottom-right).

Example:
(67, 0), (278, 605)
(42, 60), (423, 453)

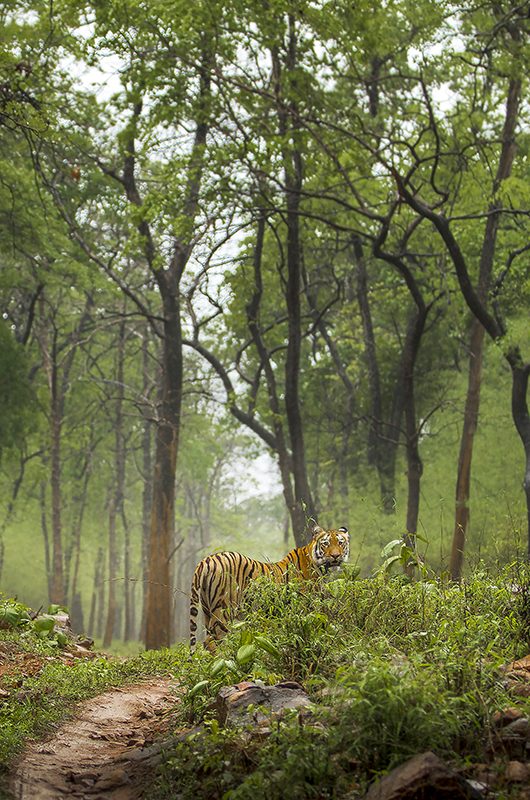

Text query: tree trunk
(404, 395), (422, 545)
(67, 445), (92, 609)
(273, 23), (316, 541)
(122, 511), (133, 641)
(49, 351), (65, 605)
(114, 320), (133, 642)
(87, 545), (104, 639)
(403, 313), (428, 545)
(70, 592), (84, 635)
(39, 475), (52, 601)
(246, 213), (303, 544)
(450, 319), (485, 579)
(449, 77), (521, 580)
(144, 274), (182, 650)
(103, 320), (127, 647)
(96, 546), (106, 640)
(102, 484), (117, 648)
(139, 330), (153, 642)
(284, 188), (315, 538)
(142, 50), (210, 648)
(354, 238), (401, 512)
(508, 352), (530, 557)
(373, 223), (433, 551)
(36, 293), (93, 605)
(303, 256), (356, 520)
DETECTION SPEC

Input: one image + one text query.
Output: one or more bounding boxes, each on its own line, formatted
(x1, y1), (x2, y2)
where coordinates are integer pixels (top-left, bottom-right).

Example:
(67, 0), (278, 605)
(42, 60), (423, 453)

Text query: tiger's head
(309, 525), (349, 574)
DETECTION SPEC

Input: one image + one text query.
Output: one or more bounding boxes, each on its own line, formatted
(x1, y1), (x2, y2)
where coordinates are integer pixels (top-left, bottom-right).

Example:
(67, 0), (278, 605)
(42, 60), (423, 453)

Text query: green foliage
(156, 568), (528, 799)
(174, 664), (473, 799)
(0, 602), (73, 647)
(378, 534), (430, 576)
(0, 599), (71, 647)
(187, 568), (522, 698)
(155, 717), (335, 800)
(328, 659), (478, 774)
(0, 0), (529, 664)
(0, 600), (30, 629)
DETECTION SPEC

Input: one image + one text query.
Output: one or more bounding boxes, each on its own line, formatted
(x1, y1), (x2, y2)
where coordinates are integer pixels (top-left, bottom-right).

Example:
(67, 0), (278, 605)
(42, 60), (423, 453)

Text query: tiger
(189, 524), (349, 652)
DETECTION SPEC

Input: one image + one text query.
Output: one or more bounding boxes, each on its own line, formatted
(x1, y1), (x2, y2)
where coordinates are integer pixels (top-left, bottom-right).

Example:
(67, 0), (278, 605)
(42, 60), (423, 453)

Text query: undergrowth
(153, 564), (530, 799)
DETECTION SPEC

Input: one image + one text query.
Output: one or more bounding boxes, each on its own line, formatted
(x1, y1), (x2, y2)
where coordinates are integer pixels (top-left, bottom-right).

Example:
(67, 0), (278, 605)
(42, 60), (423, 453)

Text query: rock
(505, 760), (529, 783)
(502, 655), (530, 695)
(466, 778), (489, 795)
(489, 715), (530, 758)
(492, 707), (525, 728)
(363, 751), (483, 800)
(216, 680), (313, 727)
(76, 636), (94, 649)
(69, 644), (97, 659)
(504, 654), (530, 678)
(42, 613), (73, 636)
(93, 767), (129, 789)
(499, 717), (530, 738)
(471, 763), (492, 784)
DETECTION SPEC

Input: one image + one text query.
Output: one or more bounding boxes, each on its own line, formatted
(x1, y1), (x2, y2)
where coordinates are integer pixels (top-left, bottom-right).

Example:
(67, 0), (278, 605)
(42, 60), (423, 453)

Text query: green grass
(152, 566), (530, 799)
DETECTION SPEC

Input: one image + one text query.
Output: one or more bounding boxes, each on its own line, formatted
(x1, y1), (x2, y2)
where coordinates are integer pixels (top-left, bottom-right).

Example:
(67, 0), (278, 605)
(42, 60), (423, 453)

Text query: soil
(7, 678), (177, 800)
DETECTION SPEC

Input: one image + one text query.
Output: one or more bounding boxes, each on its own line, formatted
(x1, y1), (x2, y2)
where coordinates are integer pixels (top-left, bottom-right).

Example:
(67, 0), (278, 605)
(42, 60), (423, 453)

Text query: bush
(155, 715), (334, 800)
(327, 658), (480, 773)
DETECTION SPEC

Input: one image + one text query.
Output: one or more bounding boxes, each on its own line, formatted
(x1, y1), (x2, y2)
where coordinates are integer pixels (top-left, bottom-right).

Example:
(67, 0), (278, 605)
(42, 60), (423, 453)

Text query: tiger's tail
(189, 560), (203, 653)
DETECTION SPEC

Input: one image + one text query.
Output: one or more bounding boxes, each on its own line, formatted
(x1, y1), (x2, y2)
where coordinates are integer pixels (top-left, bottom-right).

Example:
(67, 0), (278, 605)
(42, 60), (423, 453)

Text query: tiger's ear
(312, 524), (323, 535)
(338, 526), (349, 534)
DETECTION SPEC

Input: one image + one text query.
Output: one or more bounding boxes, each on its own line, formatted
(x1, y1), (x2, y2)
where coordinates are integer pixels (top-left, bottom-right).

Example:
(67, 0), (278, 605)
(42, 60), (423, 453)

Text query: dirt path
(8, 679), (177, 800)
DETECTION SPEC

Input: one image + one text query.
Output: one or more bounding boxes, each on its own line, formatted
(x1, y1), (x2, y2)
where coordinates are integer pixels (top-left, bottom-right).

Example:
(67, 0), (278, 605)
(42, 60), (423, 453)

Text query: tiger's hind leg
(204, 605), (232, 652)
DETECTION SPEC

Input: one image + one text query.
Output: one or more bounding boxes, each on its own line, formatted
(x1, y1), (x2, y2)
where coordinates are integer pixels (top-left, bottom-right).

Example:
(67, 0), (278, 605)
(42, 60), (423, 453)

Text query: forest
(2, 0), (529, 651)
(1, 1), (530, 797)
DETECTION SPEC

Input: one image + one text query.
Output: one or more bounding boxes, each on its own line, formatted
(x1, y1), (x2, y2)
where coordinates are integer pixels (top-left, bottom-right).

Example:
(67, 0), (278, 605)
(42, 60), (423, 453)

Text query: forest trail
(8, 678), (177, 800)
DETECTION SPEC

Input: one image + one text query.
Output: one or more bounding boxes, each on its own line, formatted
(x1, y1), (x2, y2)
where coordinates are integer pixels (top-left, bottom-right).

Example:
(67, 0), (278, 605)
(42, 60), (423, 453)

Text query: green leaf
(0, 605), (22, 627)
(236, 644), (256, 665)
(381, 555), (402, 573)
(211, 658), (228, 678)
(254, 635), (281, 659)
(399, 546), (415, 564)
(380, 539), (403, 559)
(188, 679), (210, 698)
(239, 628), (254, 646)
(33, 617), (55, 634)
(327, 578), (348, 598)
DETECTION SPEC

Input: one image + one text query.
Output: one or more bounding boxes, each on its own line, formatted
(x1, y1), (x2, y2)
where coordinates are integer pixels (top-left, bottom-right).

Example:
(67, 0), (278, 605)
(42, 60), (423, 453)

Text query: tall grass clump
(200, 566), (524, 697)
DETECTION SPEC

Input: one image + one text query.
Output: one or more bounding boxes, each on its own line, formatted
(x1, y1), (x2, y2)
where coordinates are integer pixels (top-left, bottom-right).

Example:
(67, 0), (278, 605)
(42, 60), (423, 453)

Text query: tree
(30, 0), (240, 647)
(385, 3), (530, 567)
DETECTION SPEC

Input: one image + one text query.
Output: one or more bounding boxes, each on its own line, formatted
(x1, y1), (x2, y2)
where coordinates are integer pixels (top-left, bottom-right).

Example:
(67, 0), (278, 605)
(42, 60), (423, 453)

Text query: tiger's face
(310, 525), (349, 574)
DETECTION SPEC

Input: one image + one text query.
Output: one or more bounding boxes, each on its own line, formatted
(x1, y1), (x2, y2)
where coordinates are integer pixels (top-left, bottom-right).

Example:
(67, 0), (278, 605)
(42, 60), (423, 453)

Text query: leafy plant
(378, 534), (430, 577)
(0, 601), (30, 630)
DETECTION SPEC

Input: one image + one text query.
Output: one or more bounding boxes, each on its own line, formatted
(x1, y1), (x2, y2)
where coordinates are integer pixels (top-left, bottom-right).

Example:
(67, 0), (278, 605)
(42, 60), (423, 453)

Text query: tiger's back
(189, 525), (349, 652)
